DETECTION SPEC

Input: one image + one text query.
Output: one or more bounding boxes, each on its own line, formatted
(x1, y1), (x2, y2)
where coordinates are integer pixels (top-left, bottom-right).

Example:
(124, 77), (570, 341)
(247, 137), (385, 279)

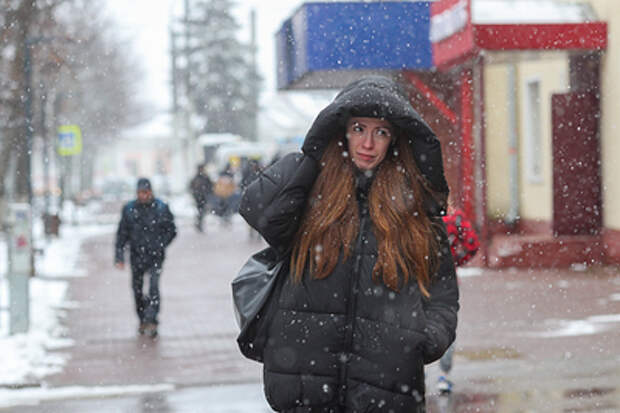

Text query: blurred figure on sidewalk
(114, 178), (177, 338)
(240, 158), (262, 190)
(437, 206), (480, 394)
(189, 164), (213, 233)
(240, 159), (262, 241)
(213, 164), (238, 226)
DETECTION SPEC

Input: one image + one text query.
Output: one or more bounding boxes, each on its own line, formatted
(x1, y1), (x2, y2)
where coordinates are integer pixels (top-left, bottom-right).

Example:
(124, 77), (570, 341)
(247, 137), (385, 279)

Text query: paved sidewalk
(44, 215), (265, 388)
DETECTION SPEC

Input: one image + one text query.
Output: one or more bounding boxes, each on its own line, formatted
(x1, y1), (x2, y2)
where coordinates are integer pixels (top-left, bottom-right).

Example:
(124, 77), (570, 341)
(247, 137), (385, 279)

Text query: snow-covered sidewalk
(0, 195), (195, 388)
(0, 220), (115, 386)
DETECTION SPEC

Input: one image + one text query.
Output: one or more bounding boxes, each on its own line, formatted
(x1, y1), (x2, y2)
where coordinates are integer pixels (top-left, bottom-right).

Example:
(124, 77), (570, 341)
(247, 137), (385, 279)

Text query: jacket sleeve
(239, 153), (319, 256)
(421, 218), (459, 364)
(160, 204), (177, 247)
(115, 205), (130, 264)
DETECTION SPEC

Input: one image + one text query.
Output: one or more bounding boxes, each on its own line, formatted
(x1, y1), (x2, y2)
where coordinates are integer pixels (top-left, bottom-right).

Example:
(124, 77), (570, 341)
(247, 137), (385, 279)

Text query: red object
(403, 72), (458, 124)
(443, 209), (480, 267)
(603, 229), (620, 265)
(474, 23), (607, 51)
(431, 0), (476, 69)
(460, 69), (475, 223)
(16, 235), (28, 249)
(431, 0), (607, 69)
(551, 92), (602, 236)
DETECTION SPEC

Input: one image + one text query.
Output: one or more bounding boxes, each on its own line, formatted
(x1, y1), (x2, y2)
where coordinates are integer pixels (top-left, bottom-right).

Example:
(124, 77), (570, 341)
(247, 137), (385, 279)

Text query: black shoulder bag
(232, 246), (287, 362)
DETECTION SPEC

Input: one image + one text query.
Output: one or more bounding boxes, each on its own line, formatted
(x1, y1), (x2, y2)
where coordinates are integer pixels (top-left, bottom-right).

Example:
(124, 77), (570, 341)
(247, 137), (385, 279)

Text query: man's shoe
(144, 323), (158, 338)
(437, 376), (453, 394)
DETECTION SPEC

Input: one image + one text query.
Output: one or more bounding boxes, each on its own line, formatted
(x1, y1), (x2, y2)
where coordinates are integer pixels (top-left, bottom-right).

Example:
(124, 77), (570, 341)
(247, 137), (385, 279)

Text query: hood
(304, 75), (449, 213)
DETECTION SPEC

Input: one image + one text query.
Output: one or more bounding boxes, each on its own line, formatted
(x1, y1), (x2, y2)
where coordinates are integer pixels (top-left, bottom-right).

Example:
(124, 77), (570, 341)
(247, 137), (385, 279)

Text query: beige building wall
(588, 0), (620, 230)
(483, 64), (512, 219)
(516, 57), (569, 222)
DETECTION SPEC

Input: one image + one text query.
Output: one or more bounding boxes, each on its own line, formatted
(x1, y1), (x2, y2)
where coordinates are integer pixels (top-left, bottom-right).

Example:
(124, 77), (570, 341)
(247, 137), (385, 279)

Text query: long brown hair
(291, 134), (440, 296)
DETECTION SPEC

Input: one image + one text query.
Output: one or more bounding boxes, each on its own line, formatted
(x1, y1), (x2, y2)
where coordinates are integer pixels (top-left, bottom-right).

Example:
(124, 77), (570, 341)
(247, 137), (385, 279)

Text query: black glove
(302, 103), (347, 162)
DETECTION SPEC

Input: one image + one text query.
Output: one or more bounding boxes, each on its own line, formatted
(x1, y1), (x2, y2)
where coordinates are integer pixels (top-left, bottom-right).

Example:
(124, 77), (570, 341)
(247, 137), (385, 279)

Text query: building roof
(473, 0), (597, 24)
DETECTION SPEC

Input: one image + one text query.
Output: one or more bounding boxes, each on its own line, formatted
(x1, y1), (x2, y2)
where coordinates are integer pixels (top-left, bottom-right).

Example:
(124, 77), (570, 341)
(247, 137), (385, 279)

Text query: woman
(240, 76), (458, 412)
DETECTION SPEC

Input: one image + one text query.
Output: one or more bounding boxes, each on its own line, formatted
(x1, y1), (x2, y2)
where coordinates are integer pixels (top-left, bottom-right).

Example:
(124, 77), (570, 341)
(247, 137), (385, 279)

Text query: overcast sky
(105, 0), (305, 113)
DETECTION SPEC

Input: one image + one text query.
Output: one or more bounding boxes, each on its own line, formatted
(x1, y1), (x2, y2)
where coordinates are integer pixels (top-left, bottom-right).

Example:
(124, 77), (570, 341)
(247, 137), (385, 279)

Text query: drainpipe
(506, 63), (520, 225)
(473, 54), (489, 266)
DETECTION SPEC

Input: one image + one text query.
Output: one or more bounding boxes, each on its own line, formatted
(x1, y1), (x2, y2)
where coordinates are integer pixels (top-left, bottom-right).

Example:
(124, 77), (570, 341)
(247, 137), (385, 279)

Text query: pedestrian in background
(240, 159), (263, 241)
(240, 75), (458, 412)
(115, 178), (177, 338)
(240, 158), (262, 191)
(213, 165), (238, 226)
(437, 206), (480, 394)
(189, 164), (213, 232)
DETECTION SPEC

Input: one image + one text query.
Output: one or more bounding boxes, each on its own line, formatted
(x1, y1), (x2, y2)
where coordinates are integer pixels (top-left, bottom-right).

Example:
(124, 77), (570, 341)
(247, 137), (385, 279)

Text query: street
(1, 210), (619, 412)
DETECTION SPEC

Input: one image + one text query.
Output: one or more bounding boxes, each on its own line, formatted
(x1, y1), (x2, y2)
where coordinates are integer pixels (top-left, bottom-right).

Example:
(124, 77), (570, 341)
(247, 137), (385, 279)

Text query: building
(94, 113), (188, 197)
(276, 0), (617, 268)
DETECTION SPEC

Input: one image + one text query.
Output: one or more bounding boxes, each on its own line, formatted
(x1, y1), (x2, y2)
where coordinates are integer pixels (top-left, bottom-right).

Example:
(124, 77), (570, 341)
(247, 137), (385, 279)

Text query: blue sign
(57, 124), (82, 156)
(276, 1), (433, 89)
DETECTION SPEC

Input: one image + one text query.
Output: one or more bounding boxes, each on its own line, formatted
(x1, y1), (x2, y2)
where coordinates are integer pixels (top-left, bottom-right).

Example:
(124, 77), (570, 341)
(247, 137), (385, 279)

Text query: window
(524, 80), (542, 183)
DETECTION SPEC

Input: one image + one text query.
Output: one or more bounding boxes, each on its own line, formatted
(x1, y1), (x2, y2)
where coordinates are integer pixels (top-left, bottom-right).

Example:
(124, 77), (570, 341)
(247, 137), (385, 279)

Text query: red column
(460, 68), (475, 222)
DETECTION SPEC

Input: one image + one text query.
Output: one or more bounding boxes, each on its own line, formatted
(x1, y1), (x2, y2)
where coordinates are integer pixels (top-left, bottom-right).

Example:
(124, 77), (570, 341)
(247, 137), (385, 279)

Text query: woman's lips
(357, 153), (374, 162)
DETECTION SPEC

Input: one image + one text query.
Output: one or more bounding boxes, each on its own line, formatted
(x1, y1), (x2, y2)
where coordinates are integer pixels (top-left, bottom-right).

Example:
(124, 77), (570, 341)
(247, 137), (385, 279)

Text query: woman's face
(346, 117), (393, 171)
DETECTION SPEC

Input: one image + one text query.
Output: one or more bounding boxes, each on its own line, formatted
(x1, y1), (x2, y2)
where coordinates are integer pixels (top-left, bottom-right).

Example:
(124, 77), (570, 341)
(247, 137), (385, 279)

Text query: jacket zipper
(338, 206), (368, 406)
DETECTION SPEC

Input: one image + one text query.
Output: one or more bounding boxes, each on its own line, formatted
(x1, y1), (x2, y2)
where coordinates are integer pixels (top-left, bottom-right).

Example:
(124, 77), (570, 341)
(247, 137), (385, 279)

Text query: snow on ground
(0, 202), (116, 386)
(0, 278), (72, 386)
(529, 314), (620, 338)
(456, 266), (484, 278)
(0, 382), (275, 411)
(0, 383), (175, 408)
(0, 195), (195, 387)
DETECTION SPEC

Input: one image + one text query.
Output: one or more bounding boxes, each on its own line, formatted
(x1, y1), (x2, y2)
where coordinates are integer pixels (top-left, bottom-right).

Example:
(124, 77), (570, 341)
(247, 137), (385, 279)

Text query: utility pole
(249, 8), (259, 142)
(41, 83), (50, 219)
(183, 0), (196, 170)
(170, 28), (179, 119)
(23, 39), (35, 206)
(7, 35), (54, 333)
(7, 36), (38, 334)
(170, 25), (191, 185)
(5, 38), (37, 335)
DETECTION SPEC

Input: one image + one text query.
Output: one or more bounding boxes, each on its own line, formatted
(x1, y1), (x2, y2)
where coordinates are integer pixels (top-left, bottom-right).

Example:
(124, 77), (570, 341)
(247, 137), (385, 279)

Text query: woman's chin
(353, 160), (376, 171)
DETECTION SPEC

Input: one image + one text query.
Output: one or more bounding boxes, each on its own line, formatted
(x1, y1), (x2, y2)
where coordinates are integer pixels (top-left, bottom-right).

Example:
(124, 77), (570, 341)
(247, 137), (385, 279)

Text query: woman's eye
(375, 128), (391, 138)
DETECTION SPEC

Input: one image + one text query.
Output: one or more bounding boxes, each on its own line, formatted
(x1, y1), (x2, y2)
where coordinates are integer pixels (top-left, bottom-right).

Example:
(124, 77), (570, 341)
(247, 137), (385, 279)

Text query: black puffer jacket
(240, 76), (458, 412)
(115, 198), (177, 269)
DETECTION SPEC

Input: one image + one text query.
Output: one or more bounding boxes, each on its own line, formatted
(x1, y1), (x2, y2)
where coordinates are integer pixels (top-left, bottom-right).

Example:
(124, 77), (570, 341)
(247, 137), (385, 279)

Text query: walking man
(115, 178), (177, 337)
(189, 164), (213, 232)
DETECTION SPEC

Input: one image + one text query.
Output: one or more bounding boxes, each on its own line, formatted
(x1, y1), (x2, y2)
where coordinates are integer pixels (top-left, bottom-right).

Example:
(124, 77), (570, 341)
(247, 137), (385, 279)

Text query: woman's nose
(360, 133), (374, 148)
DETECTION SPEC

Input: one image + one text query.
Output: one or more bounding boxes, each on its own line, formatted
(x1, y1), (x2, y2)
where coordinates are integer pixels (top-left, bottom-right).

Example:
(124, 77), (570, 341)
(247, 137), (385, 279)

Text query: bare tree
(0, 0), (149, 206)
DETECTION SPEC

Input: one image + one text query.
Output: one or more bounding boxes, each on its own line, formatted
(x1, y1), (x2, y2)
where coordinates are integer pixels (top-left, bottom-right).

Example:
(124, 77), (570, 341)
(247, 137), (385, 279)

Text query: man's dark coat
(115, 198), (177, 269)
